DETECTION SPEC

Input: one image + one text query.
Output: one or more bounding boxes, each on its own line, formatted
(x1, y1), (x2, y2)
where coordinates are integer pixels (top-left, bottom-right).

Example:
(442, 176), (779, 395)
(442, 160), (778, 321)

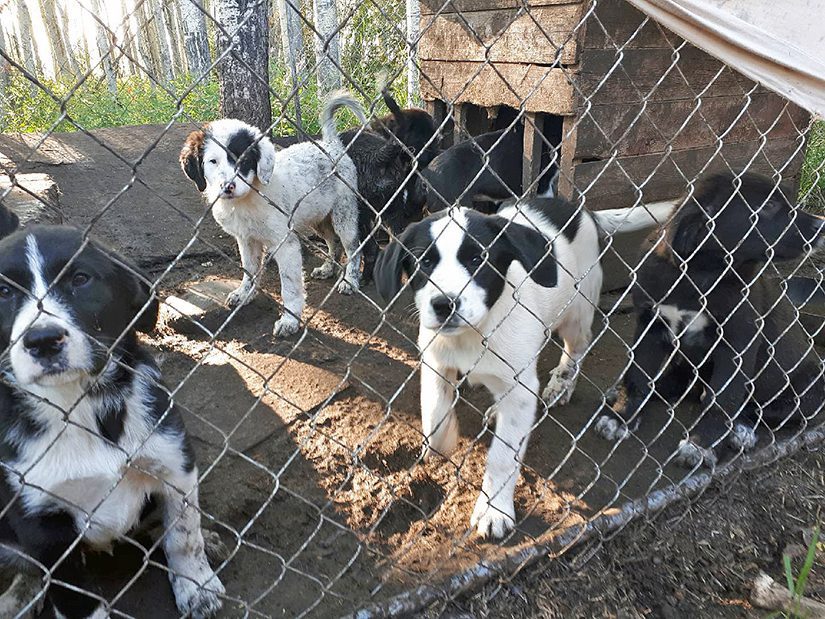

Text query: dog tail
(319, 90), (368, 145)
(592, 199), (678, 237)
(377, 71), (404, 123)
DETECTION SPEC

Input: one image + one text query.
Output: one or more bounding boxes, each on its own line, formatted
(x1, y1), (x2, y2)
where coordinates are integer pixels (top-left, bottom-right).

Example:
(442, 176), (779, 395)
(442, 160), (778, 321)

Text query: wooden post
(453, 103), (468, 144)
(522, 112), (543, 198)
(556, 115), (578, 200)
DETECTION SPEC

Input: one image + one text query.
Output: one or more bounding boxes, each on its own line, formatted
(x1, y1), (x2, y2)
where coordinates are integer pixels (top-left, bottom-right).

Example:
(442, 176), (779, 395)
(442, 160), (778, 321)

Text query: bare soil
(0, 125), (822, 618)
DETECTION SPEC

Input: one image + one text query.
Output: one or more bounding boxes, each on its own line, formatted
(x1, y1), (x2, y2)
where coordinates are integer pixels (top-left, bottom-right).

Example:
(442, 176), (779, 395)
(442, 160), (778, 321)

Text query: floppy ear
(111, 253), (159, 333)
(256, 136), (277, 184)
(498, 221), (558, 288)
(180, 129), (207, 192)
(0, 204), (20, 239)
(374, 230), (413, 304)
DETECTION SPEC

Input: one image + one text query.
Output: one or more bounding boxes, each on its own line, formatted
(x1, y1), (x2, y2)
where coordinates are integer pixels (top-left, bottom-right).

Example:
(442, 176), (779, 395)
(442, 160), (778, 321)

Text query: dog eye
(419, 255), (433, 268)
(208, 158), (217, 165)
(0, 284), (14, 299)
(71, 272), (91, 287)
(470, 254), (484, 266)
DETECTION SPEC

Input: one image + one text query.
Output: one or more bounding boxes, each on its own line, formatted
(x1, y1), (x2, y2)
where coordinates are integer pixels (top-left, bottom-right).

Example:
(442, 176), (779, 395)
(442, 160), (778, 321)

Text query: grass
(778, 524), (821, 618)
(800, 121), (825, 210)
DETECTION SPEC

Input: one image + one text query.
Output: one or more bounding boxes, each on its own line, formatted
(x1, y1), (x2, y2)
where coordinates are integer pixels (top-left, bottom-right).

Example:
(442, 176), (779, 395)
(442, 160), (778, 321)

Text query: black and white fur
(595, 173), (825, 467)
(180, 93), (364, 338)
(0, 221), (223, 618)
(374, 197), (675, 538)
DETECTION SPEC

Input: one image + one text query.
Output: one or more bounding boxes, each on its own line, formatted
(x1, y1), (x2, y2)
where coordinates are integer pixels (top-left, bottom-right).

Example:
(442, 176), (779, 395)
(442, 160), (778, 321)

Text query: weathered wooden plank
(421, 0), (577, 16)
(419, 5), (583, 65)
(523, 112), (543, 195)
(578, 47), (771, 107)
(570, 137), (806, 209)
(582, 0), (682, 50)
(575, 93), (810, 159)
(420, 60), (576, 115)
(557, 115), (578, 198)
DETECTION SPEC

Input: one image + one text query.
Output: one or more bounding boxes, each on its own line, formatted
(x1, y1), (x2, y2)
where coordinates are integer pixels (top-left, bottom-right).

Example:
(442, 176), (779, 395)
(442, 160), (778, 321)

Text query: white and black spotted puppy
(180, 92), (365, 337)
(0, 219), (224, 618)
(374, 197), (675, 538)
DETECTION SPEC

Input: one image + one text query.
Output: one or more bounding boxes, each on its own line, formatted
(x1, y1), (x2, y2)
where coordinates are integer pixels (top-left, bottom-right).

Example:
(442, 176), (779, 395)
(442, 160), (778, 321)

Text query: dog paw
(272, 316), (300, 338)
(170, 570), (225, 619)
(594, 415), (629, 441)
(336, 279), (358, 295)
(471, 494), (515, 540)
(203, 529), (230, 563)
(311, 262), (336, 280)
(729, 423), (758, 452)
(226, 286), (256, 308)
(541, 368), (576, 407)
(674, 438), (717, 468)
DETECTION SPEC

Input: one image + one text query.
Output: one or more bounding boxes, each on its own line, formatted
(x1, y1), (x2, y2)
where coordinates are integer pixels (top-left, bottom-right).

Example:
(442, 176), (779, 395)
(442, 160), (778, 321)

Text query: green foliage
(800, 121), (825, 210)
(779, 524), (821, 619)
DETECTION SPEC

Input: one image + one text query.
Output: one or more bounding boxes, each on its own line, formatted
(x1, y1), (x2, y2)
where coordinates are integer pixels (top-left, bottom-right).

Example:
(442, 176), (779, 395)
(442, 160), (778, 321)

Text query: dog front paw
(170, 568), (224, 619)
(729, 423), (758, 452)
(202, 529), (230, 563)
(470, 494), (515, 540)
(674, 438), (718, 468)
(594, 414), (629, 441)
(336, 278), (358, 295)
(226, 285), (256, 308)
(311, 261), (336, 280)
(541, 367), (576, 407)
(272, 316), (300, 338)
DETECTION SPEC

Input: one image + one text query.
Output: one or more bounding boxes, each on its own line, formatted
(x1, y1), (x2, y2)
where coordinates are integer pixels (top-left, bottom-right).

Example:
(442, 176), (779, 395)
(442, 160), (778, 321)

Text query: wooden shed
(418, 0), (811, 208)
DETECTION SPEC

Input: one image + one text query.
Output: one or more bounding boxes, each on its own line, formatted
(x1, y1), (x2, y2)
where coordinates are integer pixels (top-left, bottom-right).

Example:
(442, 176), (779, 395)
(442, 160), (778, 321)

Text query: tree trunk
(0, 37), (10, 128)
(311, 0), (341, 95)
(178, 0), (212, 78)
(117, 0), (139, 76)
(406, 0), (420, 105)
(90, 0), (118, 93)
(15, 0), (41, 77)
(53, 0), (82, 76)
(214, 0), (272, 132)
(149, 0), (174, 81)
(163, 1), (186, 76)
(278, 0), (304, 128)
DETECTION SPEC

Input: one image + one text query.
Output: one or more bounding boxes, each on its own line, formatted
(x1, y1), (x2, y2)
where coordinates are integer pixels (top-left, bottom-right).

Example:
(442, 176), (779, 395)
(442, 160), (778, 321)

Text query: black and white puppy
(180, 93), (364, 337)
(375, 197), (674, 538)
(596, 173), (825, 467)
(0, 220), (223, 617)
(420, 124), (555, 213)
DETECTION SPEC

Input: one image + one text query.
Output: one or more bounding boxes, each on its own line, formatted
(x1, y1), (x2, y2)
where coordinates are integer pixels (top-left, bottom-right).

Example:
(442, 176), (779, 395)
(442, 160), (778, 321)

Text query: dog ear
(256, 136), (276, 184)
(0, 205), (20, 239)
(382, 87), (405, 127)
(105, 249), (159, 333)
(497, 221), (558, 288)
(180, 128), (207, 192)
(374, 228), (414, 304)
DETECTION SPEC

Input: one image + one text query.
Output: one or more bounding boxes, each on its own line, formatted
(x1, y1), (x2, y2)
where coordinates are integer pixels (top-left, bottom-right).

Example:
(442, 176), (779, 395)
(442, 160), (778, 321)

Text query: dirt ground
(0, 124), (823, 618)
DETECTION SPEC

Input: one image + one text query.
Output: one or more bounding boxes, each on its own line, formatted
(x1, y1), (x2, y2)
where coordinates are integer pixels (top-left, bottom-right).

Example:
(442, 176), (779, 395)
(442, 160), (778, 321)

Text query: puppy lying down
(375, 197), (675, 538)
(0, 219), (223, 617)
(596, 172), (825, 467)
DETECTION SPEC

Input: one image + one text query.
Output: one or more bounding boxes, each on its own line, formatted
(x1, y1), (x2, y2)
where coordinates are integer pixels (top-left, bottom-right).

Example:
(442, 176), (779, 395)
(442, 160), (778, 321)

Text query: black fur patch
(225, 128), (261, 177)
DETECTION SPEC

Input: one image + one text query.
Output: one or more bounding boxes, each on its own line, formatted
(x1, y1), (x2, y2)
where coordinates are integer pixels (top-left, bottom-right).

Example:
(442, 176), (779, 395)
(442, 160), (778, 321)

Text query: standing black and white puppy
(374, 197), (675, 538)
(0, 221), (223, 618)
(180, 93), (364, 337)
(596, 173), (825, 467)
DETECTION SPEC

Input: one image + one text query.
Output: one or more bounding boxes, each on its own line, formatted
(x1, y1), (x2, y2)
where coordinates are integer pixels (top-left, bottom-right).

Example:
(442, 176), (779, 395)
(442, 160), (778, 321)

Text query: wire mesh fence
(0, 0), (823, 617)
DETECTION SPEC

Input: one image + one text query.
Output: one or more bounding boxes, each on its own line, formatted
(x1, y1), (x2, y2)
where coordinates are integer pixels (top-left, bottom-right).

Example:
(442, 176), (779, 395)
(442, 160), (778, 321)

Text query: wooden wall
(418, 0), (811, 209)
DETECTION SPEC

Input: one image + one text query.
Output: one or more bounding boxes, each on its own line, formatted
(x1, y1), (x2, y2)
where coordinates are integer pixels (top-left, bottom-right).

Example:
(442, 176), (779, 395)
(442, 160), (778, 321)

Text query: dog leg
(331, 204), (361, 295)
(471, 373), (538, 539)
(0, 572), (44, 619)
(226, 238), (264, 308)
(311, 222), (339, 280)
(160, 469), (225, 619)
(270, 234), (304, 337)
(542, 317), (591, 407)
(420, 358), (459, 460)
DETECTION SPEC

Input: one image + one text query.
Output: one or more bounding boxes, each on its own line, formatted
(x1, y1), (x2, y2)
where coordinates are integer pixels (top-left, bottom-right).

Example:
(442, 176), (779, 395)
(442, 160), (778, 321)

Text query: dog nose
(23, 325), (68, 359)
(431, 295), (459, 322)
(222, 181), (235, 195)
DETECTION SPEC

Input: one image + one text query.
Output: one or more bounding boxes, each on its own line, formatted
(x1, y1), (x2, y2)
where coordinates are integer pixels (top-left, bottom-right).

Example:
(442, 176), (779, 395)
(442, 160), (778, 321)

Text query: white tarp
(623, 0), (825, 118)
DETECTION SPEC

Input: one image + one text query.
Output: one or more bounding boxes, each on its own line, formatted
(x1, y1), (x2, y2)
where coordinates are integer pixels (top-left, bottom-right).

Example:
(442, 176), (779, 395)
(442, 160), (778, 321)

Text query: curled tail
(319, 90), (368, 146)
(376, 70), (404, 122)
(592, 199), (678, 237)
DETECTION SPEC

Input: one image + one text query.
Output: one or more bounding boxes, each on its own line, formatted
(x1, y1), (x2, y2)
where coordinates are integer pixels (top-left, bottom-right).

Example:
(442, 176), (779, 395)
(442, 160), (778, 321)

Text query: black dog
(369, 87), (439, 169)
(420, 123), (556, 213)
(596, 173), (825, 467)
(0, 213), (223, 617)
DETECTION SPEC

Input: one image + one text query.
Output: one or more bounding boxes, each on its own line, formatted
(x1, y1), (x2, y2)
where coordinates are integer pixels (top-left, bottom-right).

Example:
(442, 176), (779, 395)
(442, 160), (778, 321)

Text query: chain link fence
(0, 0), (823, 616)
